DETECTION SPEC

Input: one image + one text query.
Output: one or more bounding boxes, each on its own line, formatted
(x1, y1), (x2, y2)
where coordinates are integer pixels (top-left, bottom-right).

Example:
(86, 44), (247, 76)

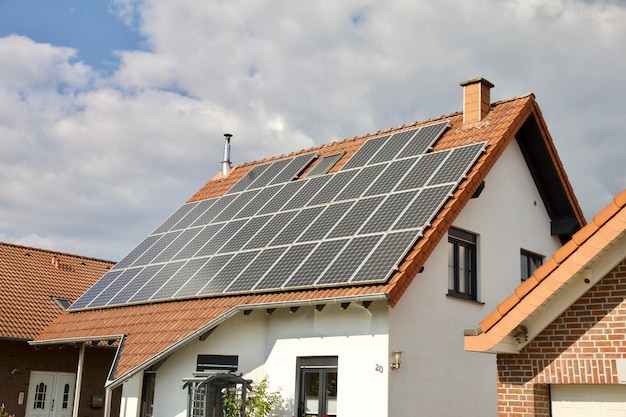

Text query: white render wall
(388, 139), (564, 417)
(147, 300), (389, 417)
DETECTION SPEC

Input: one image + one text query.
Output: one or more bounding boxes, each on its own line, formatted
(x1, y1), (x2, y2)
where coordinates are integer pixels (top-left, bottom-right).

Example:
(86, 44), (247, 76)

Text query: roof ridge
(0, 241), (115, 264)
(227, 96), (533, 171)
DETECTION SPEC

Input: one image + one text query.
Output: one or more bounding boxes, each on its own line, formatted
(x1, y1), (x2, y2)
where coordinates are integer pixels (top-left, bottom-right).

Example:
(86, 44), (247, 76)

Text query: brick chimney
(460, 77), (494, 124)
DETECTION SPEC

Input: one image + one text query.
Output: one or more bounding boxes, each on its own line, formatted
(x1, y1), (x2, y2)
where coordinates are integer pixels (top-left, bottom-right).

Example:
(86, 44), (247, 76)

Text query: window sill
(446, 291), (485, 305)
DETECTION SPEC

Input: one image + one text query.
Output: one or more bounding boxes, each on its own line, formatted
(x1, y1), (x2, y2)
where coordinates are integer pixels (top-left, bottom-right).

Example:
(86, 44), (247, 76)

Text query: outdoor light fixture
(391, 351), (402, 370)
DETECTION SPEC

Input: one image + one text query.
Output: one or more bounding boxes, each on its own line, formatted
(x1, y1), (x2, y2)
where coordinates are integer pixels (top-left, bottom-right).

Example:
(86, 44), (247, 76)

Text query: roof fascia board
(466, 223), (626, 354)
(527, 101), (586, 228)
(29, 334), (124, 346)
(105, 293), (389, 389)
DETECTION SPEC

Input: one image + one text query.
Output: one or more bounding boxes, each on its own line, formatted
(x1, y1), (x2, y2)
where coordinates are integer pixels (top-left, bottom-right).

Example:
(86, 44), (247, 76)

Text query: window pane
(448, 241), (455, 290)
(521, 254), (529, 281)
(304, 371), (320, 416)
(326, 371), (338, 417)
(458, 245), (467, 293)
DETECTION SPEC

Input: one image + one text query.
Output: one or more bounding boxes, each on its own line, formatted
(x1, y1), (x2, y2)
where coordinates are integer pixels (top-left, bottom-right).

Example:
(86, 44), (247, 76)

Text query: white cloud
(1, 0), (625, 259)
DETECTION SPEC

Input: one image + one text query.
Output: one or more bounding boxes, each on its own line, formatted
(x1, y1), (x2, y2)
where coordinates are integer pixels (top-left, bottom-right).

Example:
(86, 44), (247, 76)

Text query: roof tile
(36, 93), (583, 382)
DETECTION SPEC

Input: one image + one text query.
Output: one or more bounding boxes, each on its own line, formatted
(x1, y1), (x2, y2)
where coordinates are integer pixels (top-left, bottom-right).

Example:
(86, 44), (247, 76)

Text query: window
(34, 382), (47, 409)
(521, 250), (543, 281)
(448, 227), (477, 301)
(304, 152), (345, 177)
(52, 296), (72, 310)
(297, 357), (338, 417)
(140, 372), (156, 417)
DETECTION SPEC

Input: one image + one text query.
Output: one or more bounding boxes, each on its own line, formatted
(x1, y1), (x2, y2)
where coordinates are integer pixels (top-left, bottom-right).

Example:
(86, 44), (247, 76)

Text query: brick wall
(0, 339), (121, 417)
(496, 259), (626, 416)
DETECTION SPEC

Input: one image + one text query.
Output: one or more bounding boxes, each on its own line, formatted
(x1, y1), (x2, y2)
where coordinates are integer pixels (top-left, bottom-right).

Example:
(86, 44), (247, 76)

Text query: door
(551, 384), (626, 417)
(25, 372), (76, 417)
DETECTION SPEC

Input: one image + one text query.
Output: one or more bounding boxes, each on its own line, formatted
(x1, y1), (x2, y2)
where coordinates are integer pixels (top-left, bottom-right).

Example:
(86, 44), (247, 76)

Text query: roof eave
(105, 293), (389, 388)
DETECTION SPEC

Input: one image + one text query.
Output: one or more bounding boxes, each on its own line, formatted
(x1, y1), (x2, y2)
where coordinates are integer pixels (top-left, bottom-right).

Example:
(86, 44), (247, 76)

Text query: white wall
(119, 373), (142, 417)
(147, 300), (389, 417)
(388, 139), (563, 417)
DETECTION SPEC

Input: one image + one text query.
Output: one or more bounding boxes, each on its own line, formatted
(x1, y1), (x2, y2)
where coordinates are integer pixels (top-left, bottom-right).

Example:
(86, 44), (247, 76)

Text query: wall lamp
(390, 351), (402, 370)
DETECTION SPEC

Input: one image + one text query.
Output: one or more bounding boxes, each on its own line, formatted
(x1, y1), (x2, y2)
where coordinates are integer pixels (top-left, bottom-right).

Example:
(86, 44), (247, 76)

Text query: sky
(0, 0), (625, 261)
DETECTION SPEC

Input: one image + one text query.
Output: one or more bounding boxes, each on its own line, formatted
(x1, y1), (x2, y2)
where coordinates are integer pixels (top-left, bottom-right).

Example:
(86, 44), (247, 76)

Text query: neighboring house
(465, 190), (626, 417)
(33, 78), (585, 417)
(0, 242), (121, 417)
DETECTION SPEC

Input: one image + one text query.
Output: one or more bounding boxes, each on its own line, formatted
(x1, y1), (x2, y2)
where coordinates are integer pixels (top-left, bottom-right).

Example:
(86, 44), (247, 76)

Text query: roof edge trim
(29, 334), (125, 346)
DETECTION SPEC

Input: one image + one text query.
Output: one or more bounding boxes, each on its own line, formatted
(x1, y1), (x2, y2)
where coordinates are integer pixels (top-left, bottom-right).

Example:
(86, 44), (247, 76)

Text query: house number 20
(375, 364), (384, 373)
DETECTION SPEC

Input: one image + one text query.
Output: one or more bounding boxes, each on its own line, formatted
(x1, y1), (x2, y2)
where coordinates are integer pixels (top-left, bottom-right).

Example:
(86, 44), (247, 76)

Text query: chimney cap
(459, 77), (494, 88)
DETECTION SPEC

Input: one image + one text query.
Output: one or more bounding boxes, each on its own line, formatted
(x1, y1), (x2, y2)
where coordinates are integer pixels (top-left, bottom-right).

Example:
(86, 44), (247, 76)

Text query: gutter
(103, 293), (389, 389)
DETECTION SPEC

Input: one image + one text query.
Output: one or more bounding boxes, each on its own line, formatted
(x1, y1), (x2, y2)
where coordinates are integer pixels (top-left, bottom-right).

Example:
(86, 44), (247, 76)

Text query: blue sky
(0, 0), (625, 261)
(0, 0), (143, 72)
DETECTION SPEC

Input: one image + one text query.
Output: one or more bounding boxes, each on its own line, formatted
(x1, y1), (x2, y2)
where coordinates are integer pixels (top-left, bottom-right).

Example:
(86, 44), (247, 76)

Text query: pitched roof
(465, 189), (626, 354)
(34, 91), (584, 385)
(0, 242), (114, 340)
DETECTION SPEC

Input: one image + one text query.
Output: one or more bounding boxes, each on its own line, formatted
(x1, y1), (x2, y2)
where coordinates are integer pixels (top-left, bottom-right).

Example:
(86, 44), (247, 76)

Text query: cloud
(1, 0), (625, 259)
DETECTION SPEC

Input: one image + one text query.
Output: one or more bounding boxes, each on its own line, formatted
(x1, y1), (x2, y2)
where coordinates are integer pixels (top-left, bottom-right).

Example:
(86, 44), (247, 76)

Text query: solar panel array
(71, 121), (486, 310)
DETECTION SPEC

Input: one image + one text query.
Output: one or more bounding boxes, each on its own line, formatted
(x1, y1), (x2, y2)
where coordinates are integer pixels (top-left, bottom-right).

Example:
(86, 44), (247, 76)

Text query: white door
(25, 372), (76, 417)
(551, 384), (626, 417)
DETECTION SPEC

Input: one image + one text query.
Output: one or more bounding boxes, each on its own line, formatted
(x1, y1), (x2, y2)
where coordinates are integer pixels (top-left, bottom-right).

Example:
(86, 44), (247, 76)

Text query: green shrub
(223, 377), (282, 417)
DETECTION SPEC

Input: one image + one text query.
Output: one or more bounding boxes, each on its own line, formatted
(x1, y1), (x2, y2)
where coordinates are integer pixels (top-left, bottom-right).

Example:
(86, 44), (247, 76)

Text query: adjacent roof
(34, 91), (585, 386)
(465, 189), (626, 354)
(0, 242), (114, 340)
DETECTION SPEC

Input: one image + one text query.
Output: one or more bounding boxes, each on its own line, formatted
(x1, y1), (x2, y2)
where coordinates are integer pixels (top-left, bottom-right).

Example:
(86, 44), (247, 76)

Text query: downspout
(73, 342), (86, 417)
(104, 388), (112, 417)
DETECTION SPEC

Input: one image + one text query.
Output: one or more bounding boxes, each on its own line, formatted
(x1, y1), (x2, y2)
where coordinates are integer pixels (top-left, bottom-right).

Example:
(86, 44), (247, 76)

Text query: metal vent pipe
(222, 133), (232, 175)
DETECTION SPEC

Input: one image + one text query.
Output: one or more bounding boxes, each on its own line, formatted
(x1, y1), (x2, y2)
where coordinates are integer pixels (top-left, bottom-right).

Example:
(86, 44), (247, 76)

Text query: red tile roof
(465, 189), (626, 353)
(0, 242), (114, 340)
(34, 93), (584, 384)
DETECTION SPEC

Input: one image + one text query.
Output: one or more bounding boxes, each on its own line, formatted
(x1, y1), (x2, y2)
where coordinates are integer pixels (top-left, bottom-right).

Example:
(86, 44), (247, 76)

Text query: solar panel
(71, 270), (123, 309)
(269, 152), (317, 185)
(253, 243), (316, 291)
(191, 195), (237, 227)
(353, 231), (419, 283)
(340, 135), (391, 170)
(428, 143), (485, 185)
(269, 206), (324, 246)
(316, 235), (381, 285)
(131, 231), (182, 267)
(395, 151), (448, 192)
(368, 129), (417, 164)
(281, 175), (331, 211)
(227, 247), (286, 293)
(359, 191), (418, 235)
(69, 117), (486, 310)
(155, 258), (213, 299)
(226, 164), (271, 194)
(334, 164), (386, 201)
(363, 158), (417, 197)
(326, 196), (384, 239)
(283, 239), (348, 289)
(108, 264), (164, 306)
(233, 186), (281, 219)
(172, 199), (215, 231)
(397, 121), (449, 158)
(112, 235), (160, 270)
(152, 203), (198, 234)
(307, 170), (357, 206)
(128, 261), (185, 303)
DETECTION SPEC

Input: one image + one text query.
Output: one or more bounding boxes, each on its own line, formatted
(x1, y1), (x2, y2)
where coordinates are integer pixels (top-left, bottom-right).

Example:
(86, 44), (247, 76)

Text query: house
(33, 78), (585, 417)
(0, 242), (121, 417)
(465, 190), (626, 416)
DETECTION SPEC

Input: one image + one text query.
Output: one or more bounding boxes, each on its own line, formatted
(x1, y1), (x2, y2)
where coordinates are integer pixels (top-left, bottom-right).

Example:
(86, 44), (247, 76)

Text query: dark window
(448, 227), (477, 301)
(297, 357), (338, 417)
(305, 153), (345, 177)
(521, 250), (543, 281)
(140, 372), (156, 417)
